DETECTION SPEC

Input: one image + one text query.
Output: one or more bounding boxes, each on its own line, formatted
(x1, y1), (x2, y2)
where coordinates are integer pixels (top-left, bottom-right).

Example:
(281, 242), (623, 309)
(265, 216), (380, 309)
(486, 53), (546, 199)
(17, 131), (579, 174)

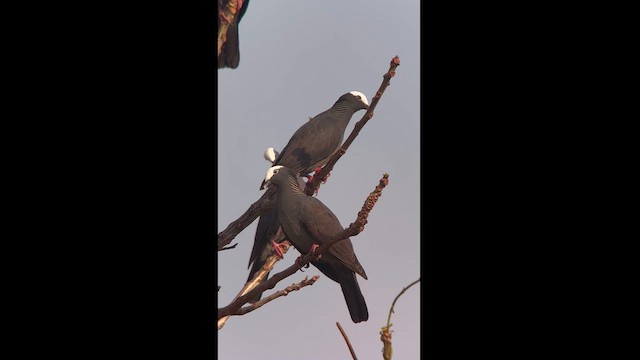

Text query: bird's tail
(246, 208), (282, 303)
(340, 272), (369, 323)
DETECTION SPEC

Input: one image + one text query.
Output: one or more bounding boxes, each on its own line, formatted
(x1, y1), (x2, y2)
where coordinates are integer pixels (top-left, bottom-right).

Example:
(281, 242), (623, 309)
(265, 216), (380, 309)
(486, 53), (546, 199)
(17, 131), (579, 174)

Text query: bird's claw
(271, 239), (284, 259)
(306, 168), (330, 195)
(309, 244), (321, 260)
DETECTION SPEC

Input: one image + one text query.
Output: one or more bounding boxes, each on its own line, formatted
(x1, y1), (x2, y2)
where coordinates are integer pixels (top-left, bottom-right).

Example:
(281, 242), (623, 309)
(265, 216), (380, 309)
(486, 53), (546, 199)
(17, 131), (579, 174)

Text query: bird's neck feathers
(288, 176), (305, 195)
(331, 99), (360, 116)
(312, 101), (359, 128)
(277, 175), (305, 197)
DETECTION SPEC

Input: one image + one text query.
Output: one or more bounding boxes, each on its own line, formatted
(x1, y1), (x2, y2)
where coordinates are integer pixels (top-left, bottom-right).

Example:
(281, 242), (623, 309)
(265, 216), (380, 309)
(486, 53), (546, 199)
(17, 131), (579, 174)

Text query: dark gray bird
(262, 165), (369, 323)
(246, 91), (369, 303)
(218, 0), (250, 69)
(261, 91), (370, 187)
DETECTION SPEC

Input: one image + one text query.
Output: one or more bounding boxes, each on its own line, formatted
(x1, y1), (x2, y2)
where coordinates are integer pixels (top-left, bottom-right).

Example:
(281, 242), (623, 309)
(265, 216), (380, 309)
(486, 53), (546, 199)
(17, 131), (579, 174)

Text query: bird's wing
(275, 116), (344, 175)
(299, 197), (367, 279)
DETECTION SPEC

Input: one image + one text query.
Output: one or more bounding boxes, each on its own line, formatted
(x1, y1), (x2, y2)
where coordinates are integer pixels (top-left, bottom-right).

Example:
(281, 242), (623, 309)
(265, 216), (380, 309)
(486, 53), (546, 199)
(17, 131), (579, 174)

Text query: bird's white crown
(264, 165), (285, 182)
(349, 91), (369, 106)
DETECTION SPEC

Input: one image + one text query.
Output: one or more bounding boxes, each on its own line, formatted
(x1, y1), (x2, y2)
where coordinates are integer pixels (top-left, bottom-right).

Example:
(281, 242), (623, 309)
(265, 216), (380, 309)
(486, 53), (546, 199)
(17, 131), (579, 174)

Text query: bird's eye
(356, 95), (361, 100)
(273, 169), (279, 174)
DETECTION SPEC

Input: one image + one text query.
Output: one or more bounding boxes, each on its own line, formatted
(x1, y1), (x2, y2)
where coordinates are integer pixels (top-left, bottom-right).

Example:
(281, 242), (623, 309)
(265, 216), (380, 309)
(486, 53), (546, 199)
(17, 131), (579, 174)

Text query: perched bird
(218, 0), (250, 69)
(262, 165), (369, 323)
(261, 91), (369, 187)
(246, 91), (369, 303)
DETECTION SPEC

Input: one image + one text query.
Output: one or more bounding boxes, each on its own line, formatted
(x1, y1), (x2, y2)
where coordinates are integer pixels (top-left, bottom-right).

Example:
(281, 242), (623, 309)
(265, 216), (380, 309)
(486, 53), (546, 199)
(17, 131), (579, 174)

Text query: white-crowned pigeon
(262, 165), (369, 323)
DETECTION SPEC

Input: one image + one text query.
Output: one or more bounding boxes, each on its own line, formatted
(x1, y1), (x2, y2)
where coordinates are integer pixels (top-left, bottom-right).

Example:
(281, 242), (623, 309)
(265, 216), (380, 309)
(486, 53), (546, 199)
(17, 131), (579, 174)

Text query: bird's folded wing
(300, 199), (367, 279)
(274, 118), (342, 174)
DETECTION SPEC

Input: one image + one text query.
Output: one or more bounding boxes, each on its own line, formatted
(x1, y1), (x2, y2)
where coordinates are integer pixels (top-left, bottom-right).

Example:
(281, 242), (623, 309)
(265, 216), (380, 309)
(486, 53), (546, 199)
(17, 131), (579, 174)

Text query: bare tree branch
(218, 174), (389, 320)
(312, 173), (389, 256)
(380, 277), (420, 360)
(231, 276), (319, 316)
(336, 322), (359, 360)
(217, 185), (276, 251)
(305, 56), (400, 196)
(218, 240), (292, 330)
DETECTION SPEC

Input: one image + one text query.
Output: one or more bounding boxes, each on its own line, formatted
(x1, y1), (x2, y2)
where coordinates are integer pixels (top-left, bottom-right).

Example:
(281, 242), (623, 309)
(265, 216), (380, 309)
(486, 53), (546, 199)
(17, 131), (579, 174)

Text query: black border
(35, 1), (603, 358)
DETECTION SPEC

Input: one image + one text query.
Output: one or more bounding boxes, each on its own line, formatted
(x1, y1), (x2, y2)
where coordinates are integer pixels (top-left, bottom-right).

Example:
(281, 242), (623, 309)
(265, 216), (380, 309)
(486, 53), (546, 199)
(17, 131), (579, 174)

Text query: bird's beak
(260, 179), (269, 190)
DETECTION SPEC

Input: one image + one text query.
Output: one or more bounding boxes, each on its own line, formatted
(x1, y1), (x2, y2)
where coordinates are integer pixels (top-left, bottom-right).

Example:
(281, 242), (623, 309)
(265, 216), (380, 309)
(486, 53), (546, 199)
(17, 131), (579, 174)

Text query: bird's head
(260, 165), (286, 190)
(348, 90), (369, 110)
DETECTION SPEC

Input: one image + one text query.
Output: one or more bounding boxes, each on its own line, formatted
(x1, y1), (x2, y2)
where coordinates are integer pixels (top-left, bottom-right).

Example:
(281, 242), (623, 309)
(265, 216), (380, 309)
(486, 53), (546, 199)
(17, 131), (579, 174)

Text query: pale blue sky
(218, 1), (420, 358)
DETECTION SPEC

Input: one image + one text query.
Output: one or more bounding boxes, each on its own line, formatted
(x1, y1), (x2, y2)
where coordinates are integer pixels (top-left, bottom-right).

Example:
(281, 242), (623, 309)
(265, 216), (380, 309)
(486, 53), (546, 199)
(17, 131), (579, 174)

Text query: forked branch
(231, 276), (319, 316)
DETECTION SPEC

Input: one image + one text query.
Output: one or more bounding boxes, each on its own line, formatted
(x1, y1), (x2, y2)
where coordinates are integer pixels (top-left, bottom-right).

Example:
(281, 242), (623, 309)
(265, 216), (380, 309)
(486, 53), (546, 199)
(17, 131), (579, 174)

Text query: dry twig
(217, 185), (276, 251)
(337, 322), (358, 360)
(232, 276), (319, 316)
(218, 243), (238, 251)
(380, 277), (421, 360)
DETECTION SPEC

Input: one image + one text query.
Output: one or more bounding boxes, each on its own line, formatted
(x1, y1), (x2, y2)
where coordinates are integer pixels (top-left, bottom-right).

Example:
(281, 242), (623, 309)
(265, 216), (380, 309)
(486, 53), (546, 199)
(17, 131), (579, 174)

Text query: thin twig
(231, 276), (319, 316)
(218, 174), (390, 320)
(380, 277), (420, 360)
(386, 278), (420, 328)
(313, 173), (389, 256)
(336, 322), (358, 360)
(305, 56), (400, 196)
(218, 243), (238, 251)
(217, 186), (276, 251)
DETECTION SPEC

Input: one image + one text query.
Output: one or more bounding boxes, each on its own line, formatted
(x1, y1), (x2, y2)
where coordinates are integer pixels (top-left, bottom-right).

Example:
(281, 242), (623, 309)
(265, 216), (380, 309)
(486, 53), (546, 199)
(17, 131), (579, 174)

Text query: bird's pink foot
(309, 244), (320, 255)
(305, 168), (330, 195)
(271, 239), (284, 259)
(304, 167), (323, 182)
